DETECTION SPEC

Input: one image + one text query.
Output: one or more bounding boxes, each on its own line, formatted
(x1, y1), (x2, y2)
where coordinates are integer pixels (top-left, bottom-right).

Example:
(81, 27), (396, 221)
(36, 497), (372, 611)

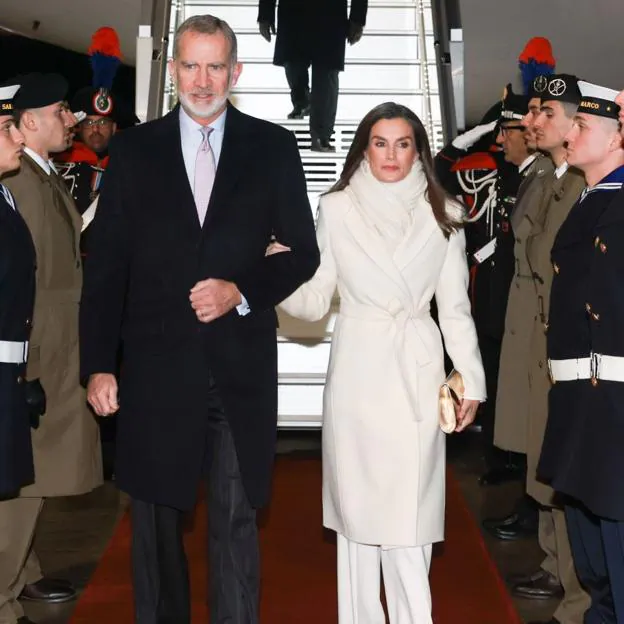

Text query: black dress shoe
(507, 568), (547, 585)
(490, 514), (538, 540)
(287, 105), (311, 119)
(19, 578), (77, 603)
(512, 570), (563, 600)
(479, 464), (524, 485)
(482, 511), (518, 532)
(310, 138), (336, 153)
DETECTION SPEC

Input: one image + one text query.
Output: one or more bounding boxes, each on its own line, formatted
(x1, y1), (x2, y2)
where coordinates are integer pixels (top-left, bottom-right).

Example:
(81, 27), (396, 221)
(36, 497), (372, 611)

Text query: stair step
(187, 0), (429, 7)
(279, 372), (327, 384)
(277, 341), (332, 376)
(276, 415), (323, 429)
(278, 384), (324, 419)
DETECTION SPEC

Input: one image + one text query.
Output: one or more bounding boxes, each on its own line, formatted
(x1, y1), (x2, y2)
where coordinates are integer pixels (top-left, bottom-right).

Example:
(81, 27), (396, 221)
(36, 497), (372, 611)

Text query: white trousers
(337, 533), (433, 624)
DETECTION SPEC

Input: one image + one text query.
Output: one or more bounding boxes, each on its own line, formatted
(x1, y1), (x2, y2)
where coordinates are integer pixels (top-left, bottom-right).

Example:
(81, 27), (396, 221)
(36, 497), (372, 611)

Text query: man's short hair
(173, 15), (238, 65)
(13, 109), (26, 126)
(561, 101), (578, 119)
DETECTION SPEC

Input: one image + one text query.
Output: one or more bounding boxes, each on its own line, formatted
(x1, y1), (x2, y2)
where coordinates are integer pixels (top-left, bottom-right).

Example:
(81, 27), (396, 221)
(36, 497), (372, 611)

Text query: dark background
(0, 30), (136, 107)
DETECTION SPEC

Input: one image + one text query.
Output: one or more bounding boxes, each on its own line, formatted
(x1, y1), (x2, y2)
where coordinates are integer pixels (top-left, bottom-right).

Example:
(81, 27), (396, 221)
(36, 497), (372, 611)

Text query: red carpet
(71, 457), (521, 623)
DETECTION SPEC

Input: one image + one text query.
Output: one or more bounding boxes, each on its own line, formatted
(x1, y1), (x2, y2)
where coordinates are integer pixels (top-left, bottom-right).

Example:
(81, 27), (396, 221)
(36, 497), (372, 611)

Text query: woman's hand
(455, 399), (480, 432)
(265, 241), (291, 256)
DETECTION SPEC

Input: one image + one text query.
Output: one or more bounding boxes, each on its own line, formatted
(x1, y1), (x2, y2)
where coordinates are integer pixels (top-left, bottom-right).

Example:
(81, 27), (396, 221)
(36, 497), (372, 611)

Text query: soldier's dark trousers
(565, 502), (624, 624)
(284, 62), (339, 143)
(130, 379), (259, 624)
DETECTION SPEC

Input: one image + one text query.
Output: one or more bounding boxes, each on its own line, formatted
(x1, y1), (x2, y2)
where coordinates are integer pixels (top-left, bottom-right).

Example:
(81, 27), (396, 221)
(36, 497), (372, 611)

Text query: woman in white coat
(276, 102), (486, 623)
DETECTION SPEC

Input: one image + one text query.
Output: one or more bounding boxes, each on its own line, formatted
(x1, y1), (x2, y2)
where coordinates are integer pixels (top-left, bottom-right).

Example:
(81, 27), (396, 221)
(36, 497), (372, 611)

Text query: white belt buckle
(591, 352), (600, 386)
(0, 340), (28, 364)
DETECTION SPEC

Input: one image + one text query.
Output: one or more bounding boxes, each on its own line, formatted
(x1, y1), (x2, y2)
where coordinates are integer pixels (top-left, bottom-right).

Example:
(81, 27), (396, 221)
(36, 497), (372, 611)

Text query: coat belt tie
(339, 300), (432, 422)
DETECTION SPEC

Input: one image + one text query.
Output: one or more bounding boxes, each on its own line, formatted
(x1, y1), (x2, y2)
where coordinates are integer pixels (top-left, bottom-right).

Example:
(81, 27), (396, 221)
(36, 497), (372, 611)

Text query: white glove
(451, 120), (497, 151)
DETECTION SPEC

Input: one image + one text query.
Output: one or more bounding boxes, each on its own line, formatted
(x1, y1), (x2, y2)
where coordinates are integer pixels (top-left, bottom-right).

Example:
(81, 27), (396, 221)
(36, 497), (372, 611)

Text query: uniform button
(586, 302), (592, 313)
(595, 236), (600, 247)
(591, 377), (599, 387)
(553, 262), (560, 274)
(592, 312), (600, 321)
(600, 242), (607, 253)
(17, 375), (23, 384)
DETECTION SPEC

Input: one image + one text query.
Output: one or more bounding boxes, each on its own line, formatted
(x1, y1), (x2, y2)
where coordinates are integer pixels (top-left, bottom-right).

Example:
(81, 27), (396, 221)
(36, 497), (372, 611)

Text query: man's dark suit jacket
(79, 103), (320, 510)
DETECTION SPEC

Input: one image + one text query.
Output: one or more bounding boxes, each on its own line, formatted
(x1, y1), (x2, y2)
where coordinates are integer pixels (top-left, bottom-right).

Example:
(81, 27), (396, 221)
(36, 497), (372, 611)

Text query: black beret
(499, 84), (530, 121)
(13, 73), (68, 110)
(537, 74), (581, 106)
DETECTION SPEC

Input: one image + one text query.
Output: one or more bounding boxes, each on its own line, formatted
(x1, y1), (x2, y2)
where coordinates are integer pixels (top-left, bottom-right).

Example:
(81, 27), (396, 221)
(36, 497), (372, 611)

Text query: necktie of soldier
(193, 126), (216, 226)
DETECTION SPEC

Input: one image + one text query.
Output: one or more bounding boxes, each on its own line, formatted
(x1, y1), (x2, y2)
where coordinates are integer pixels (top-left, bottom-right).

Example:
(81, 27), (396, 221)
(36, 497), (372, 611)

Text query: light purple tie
(193, 126), (216, 226)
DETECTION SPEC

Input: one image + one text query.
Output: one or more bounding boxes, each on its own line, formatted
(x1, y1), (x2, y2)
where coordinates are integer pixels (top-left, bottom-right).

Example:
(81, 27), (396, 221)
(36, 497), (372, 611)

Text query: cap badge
(533, 75), (548, 93)
(548, 78), (567, 97)
(93, 89), (113, 115)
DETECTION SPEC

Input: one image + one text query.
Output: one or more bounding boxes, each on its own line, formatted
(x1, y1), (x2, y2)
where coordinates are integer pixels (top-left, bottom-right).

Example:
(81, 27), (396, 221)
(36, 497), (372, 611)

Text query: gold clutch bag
(439, 370), (464, 434)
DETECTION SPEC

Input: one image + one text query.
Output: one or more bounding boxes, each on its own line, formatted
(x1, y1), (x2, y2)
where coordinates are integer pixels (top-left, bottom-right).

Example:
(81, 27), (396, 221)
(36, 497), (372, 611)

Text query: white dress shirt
(179, 105), (226, 189)
(554, 161), (569, 179)
(24, 146), (58, 176)
(178, 106), (250, 316)
(518, 153), (537, 175)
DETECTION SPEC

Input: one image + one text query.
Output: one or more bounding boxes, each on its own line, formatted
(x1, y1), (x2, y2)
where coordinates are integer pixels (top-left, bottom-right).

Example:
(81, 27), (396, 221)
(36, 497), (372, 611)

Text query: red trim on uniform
(56, 143), (109, 168)
(451, 152), (497, 172)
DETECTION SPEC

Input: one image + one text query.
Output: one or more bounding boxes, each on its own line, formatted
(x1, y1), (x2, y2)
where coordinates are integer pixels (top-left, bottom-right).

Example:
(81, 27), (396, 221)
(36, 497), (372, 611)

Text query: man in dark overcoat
(80, 14), (320, 624)
(257, 0), (368, 152)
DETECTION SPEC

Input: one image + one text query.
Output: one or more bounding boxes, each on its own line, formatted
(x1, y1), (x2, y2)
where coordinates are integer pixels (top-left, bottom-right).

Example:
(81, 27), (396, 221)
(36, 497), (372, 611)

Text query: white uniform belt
(0, 340), (28, 364)
(548, 354), (624, 382)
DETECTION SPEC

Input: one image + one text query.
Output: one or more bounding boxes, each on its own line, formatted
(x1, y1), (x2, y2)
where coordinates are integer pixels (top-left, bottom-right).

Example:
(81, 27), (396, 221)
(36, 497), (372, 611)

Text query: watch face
(93, 90), (114, 116)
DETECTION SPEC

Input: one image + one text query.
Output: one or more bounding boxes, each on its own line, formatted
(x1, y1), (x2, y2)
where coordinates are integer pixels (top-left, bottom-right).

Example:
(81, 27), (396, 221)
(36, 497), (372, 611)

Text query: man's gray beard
(179, 91), (229, 119)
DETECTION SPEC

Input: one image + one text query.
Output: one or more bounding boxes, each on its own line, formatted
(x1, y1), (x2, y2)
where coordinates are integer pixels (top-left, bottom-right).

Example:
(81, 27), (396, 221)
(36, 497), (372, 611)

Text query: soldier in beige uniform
(483, 79), (548, 541)
(0, 74), (102, 624)
(497, 74), (590, 624)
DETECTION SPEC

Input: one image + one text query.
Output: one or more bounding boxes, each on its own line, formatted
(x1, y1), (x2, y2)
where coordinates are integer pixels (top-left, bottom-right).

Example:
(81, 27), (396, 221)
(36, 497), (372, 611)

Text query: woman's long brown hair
(327, 102), (462, 237)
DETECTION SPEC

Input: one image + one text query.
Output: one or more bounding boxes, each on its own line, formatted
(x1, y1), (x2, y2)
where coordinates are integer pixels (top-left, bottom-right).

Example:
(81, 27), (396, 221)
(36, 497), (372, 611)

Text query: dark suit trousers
(284, 62), (339, 142)
(565, 502), (624, 624)
(131, 378), (259, 624)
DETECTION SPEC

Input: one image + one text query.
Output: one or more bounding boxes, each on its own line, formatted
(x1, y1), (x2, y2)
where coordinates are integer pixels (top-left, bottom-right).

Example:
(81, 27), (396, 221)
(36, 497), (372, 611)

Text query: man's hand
(455, 398), (480, 433)
(347, 22), (364, 45)
(190, 278), (242, 323)
(259, 21), (276, 43)
(87, 373), (119, 417)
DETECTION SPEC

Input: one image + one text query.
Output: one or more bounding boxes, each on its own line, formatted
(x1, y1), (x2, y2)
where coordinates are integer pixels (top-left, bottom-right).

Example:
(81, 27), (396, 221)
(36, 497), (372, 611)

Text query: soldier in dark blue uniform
(0, 81), (36, 501)
(538, 80), (624, 624)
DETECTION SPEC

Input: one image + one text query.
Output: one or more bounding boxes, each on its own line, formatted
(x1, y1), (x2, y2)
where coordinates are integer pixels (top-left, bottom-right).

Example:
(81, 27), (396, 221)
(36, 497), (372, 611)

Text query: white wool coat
(280, 187), (485, 546)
